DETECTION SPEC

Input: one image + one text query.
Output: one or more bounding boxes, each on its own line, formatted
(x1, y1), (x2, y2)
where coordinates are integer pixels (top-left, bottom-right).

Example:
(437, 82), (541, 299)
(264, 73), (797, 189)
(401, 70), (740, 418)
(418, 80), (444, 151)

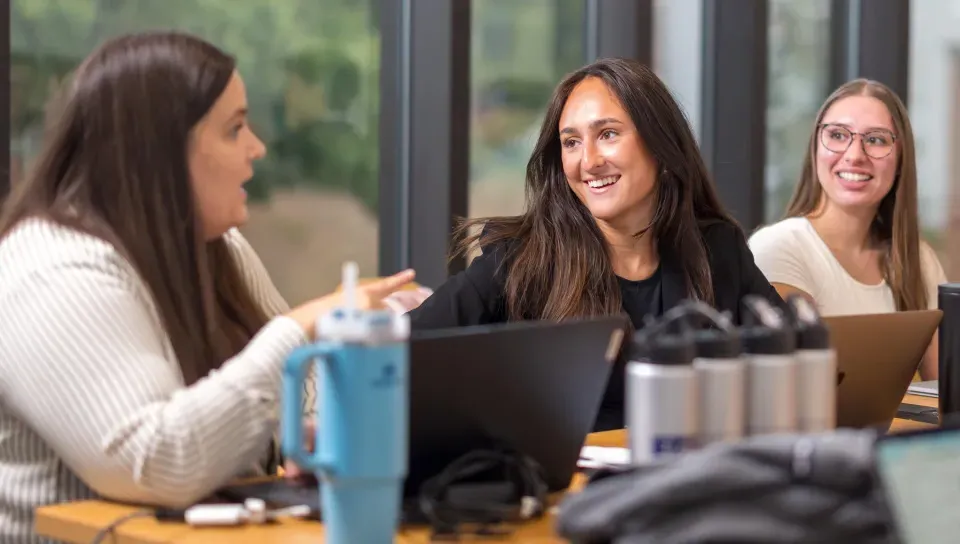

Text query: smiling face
(188, 70), (266, 240)
(815, 95), (899, 214)
(558, 77), (658, 233)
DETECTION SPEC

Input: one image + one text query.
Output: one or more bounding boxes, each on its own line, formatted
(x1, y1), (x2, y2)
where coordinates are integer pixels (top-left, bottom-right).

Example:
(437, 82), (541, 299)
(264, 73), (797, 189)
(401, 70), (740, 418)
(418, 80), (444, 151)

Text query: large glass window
(909, 0), (960, 279)
(11, 0), (379, 302)
(764, 0), (832, 223)
(468, 0), (585, 227)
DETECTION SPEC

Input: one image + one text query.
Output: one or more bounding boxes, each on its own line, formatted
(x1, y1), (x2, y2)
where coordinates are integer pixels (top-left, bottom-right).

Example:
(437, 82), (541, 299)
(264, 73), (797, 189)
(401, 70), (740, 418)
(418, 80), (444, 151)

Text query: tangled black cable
(417, 448), (549, 540)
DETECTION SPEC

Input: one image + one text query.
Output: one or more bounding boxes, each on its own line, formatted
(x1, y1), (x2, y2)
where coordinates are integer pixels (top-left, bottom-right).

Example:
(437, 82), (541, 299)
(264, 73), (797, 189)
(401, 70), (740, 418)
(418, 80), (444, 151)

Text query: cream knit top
(0, 218), (311, 543)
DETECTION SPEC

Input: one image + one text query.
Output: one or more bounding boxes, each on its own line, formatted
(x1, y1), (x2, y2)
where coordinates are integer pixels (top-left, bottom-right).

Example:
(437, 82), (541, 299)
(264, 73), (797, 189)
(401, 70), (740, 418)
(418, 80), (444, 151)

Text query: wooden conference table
(36, 394), (938, 544)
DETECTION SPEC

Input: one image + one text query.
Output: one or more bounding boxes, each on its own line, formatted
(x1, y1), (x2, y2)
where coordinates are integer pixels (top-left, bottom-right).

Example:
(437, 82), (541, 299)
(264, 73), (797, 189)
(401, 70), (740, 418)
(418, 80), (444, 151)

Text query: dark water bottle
(938, 284), (960, 418)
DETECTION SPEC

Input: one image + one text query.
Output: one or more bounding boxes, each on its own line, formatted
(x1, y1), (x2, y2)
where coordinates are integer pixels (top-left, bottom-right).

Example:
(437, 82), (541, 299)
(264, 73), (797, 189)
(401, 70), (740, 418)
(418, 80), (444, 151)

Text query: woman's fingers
(362, 269), (416, 300)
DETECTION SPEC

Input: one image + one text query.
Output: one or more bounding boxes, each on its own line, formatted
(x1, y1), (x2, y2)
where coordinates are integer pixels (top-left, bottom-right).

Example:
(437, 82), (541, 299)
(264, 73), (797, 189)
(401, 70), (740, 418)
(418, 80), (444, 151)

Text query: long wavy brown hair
(455, 58), (735, 322)
(0, 32), (270, 385)
(784, 79), (925, 311)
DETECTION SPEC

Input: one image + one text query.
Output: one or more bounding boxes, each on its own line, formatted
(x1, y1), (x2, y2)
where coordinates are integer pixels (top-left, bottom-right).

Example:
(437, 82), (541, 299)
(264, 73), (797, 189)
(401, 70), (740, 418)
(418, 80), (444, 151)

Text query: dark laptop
(405, 315), (627, 493)
(220, 315), (628, 510)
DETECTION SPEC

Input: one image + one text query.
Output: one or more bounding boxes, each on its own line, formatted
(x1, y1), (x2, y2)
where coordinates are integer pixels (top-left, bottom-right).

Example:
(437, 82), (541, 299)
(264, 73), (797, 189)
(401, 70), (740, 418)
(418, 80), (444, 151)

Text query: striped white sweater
(0, 218), (311, 543)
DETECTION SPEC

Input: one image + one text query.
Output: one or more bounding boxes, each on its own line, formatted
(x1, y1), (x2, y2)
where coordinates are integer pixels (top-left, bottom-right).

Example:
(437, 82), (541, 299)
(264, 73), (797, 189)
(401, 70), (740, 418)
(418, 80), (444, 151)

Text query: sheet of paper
(907, 380), (938, 398)
(578, 445), (630, 469)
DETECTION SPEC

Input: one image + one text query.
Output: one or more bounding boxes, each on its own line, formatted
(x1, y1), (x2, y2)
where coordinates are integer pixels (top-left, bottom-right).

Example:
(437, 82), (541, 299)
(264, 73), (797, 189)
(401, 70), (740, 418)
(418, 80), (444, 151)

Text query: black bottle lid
(785, 294), (830, 350)
(739, 295), (795, 355)
(627, 327), (696, 365)
(939, 283), (960, 296)
(692, 326), (741, 359)
(627, 304), (700, 365)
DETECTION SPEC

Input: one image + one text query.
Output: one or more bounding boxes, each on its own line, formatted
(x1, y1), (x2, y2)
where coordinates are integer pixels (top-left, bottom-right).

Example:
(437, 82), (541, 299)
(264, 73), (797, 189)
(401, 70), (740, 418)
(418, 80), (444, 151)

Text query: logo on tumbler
(372, 363), (399, 388)
(653, 435), (695, 455)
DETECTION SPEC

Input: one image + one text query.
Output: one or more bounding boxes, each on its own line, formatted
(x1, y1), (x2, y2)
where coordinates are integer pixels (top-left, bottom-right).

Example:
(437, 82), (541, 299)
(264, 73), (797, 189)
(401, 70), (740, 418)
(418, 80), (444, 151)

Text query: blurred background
(4, 0), (957, 302)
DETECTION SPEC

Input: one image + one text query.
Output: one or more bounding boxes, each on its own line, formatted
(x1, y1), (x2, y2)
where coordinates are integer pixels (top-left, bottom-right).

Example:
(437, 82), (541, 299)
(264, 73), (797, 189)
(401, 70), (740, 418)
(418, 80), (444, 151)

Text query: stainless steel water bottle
(626, 313), (699, 464)
(740, 295), (798, 436)
(687, 303), (745, 446)
(786, 295), (836, 432)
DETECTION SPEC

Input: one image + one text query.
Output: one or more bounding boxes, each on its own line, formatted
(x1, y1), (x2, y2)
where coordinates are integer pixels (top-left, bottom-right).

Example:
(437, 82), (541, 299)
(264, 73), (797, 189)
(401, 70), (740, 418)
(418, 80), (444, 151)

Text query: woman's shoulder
(699, 218), (742, 243)
(746, 217), (815, 249)
(221, 227), (290, 315)
(466, 221), (522, 272)
(221, 227), (263, 267)
(222, 227), (255, 253)
(919, 238), (943, 264)
(697, 219), (754, 255)
(1, 217), (122, 264)
(0, 217), (135, 292)
(918, 239), (947, 284)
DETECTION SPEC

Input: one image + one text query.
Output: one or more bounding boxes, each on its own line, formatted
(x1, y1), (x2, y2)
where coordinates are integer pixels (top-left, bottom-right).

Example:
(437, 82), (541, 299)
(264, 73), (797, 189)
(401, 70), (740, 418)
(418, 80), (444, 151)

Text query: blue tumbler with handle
(281, 262), (410, 544)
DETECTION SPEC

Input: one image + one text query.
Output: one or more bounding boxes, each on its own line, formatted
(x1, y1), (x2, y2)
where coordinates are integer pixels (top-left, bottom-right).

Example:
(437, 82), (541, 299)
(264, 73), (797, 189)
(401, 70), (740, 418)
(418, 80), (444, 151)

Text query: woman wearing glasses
(749, 79), (946, 379)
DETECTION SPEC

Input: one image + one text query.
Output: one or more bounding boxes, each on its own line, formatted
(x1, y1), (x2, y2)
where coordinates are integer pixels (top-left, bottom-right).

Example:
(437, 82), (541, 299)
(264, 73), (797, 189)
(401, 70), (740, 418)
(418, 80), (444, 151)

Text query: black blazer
(408, 220), (785, 331)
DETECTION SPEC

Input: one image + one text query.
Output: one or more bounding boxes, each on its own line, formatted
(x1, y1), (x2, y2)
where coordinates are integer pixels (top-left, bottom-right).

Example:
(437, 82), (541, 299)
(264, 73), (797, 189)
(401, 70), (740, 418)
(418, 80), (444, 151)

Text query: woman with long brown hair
(405, 58), (784, 430)
(0, 31), (415, 541)
(749, 79), (946, 379)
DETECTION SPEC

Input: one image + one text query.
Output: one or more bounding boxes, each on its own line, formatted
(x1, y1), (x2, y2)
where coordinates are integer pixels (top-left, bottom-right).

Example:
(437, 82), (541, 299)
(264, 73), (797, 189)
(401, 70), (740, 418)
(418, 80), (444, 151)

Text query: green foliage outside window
(11, 0), (380, 212)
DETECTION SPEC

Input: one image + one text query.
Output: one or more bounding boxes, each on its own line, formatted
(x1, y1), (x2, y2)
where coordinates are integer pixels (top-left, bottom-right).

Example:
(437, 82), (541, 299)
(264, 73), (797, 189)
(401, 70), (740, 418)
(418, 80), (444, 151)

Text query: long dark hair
(0, 31), (270, 385)
(784, 79), (924, 311)
(456, 57), (734, 322)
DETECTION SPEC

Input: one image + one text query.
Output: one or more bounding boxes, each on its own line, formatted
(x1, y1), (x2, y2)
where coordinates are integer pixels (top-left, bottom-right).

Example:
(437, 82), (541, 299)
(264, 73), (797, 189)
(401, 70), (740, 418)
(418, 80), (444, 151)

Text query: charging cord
(88, 499), (314, 544)
(418, 448), (548, 539)
(88, 509), (152, 544)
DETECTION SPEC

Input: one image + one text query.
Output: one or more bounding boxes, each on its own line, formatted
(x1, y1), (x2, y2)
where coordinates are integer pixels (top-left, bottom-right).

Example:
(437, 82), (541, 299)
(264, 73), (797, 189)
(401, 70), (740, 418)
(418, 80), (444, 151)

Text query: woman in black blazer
(405, 58), (783, 430)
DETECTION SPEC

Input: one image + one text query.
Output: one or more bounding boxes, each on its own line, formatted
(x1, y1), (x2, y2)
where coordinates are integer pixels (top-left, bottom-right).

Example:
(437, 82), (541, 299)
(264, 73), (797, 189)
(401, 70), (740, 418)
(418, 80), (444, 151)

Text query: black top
(617, 267), (663, 329)
(408, 220), (785, 430)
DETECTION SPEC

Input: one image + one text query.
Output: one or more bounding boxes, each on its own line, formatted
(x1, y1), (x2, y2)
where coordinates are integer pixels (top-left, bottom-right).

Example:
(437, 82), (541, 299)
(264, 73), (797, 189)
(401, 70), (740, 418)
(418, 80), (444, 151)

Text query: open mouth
(584, 175), (620, 191)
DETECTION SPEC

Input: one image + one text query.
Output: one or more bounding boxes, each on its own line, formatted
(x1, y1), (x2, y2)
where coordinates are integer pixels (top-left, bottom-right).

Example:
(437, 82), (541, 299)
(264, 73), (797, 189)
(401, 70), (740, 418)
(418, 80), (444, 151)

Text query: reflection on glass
(10, 0), (379, 303)
(764, 0), (831, 223)
(468, 0), (585, 248)
(909, 0), (960, 279)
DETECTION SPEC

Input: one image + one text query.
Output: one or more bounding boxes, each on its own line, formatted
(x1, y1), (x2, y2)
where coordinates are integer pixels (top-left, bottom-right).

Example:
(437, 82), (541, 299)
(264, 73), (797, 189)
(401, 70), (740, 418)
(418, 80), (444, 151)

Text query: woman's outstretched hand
(285, 269), (417, 338)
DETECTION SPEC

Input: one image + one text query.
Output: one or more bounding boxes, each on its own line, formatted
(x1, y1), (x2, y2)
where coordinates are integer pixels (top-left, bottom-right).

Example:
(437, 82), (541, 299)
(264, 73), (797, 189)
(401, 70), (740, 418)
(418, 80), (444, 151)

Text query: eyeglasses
(819, 123), (897, 159)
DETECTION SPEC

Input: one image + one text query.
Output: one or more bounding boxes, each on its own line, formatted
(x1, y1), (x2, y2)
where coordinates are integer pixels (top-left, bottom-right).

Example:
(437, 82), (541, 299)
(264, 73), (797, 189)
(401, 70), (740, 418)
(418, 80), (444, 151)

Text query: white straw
(342, 261), (359, 310)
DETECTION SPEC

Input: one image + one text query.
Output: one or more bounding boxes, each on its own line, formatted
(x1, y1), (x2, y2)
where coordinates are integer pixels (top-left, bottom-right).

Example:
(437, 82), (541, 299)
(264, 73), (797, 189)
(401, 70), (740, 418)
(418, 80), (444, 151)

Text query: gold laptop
(827, 309), (943, 429)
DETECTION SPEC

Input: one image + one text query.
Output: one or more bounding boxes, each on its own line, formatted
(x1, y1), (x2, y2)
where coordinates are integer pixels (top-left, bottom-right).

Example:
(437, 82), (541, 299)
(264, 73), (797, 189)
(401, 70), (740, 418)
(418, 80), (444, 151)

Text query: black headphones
(417, 447), (549, 539)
